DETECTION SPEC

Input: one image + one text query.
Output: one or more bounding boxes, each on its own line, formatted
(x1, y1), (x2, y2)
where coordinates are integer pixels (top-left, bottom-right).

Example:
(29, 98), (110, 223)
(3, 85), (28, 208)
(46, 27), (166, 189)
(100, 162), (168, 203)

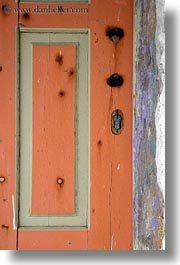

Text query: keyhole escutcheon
(111, 109), (124, 135)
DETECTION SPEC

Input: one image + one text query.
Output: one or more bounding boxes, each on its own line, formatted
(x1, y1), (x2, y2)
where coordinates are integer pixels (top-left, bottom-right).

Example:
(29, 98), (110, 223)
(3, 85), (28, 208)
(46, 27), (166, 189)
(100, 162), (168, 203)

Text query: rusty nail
(59, 91), (65, 97)
(97, 140), (102, 146)
(57, 178), (63, 185)
(1, 224), (9, 229)
(23, 12), (30, 19)
(69, 68), (75, 76)
(0, 66), (2, 72)
(56, 54), (63, 65)
(0, 176), (5, 183)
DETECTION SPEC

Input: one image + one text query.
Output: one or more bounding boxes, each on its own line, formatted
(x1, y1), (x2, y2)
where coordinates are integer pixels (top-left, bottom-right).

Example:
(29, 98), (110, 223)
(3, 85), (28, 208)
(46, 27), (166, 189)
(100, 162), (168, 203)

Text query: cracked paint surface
(134, 0), (165, 250)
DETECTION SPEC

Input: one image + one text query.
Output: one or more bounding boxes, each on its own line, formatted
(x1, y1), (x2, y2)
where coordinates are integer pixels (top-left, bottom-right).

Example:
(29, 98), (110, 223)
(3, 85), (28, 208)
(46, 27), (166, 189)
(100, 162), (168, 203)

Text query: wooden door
(0, 0), (133, 250)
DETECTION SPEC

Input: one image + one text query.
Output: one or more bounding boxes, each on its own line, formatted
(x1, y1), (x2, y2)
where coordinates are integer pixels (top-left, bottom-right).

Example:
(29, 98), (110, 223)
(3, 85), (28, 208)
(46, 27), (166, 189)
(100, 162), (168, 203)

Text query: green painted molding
(18, 29), (90, 229)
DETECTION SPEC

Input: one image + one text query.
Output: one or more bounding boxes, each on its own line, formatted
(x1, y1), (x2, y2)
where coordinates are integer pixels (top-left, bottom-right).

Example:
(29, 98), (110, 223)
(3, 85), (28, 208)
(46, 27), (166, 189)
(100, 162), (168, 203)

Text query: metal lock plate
(111, 109), (124, 135)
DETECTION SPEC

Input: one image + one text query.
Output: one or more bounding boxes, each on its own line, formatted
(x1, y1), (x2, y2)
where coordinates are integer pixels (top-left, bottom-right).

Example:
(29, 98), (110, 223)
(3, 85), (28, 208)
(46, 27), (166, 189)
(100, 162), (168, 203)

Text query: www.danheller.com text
(3, 5), (89, 14)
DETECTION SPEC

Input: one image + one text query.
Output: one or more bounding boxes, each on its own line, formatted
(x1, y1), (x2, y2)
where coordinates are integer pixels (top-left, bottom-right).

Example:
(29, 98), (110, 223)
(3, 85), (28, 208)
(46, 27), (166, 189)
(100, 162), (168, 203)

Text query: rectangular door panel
(32, 45), (76, 215)
(19, 30), (90, 228)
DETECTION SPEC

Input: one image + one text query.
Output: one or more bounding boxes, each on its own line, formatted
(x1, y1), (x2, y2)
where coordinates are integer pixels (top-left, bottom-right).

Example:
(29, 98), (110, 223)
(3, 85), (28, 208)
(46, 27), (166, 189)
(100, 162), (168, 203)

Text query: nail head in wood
(0, 176), (5, 183)
(57, 178), (63, 185)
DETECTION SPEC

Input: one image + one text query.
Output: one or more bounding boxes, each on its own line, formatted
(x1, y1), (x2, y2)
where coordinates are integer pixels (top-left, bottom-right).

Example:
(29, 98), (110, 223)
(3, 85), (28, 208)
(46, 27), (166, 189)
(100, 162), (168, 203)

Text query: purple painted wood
(134, 0), (165, 250)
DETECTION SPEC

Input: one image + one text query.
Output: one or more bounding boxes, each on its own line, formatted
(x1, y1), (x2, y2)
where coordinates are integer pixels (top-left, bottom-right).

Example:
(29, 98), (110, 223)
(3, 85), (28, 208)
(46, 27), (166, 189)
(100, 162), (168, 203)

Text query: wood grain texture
(32, 45), (75, 215)
(0, 0), (18, 250)
(18, 230), (87, 250)
(133, 0), (165, 250)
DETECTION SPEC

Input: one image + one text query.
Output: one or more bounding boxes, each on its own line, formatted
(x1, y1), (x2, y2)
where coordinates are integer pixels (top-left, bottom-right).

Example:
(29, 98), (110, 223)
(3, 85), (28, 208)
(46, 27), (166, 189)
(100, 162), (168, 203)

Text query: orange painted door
(0, 0), (133, 250)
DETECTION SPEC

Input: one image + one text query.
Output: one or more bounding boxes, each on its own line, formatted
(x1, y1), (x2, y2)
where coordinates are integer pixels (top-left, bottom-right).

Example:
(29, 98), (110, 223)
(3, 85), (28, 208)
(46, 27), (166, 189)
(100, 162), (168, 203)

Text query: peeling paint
(110, 234), (114, 250)
(117, 164), (120, 171)
(155, 0), (165, 250)
(154, 196), (159, 209)
(12, 194), (17, 230)
(134, 0), (165, 250)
